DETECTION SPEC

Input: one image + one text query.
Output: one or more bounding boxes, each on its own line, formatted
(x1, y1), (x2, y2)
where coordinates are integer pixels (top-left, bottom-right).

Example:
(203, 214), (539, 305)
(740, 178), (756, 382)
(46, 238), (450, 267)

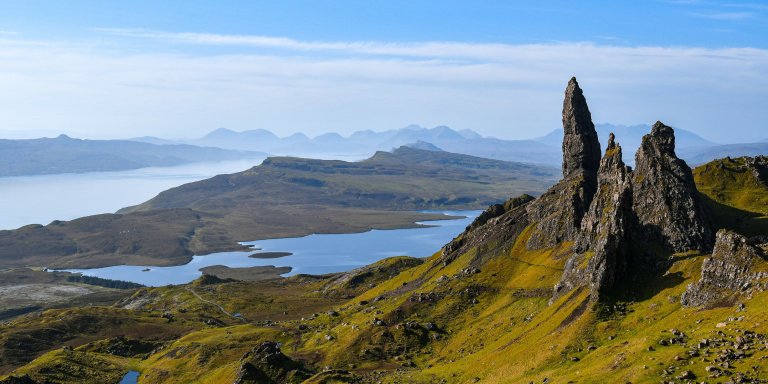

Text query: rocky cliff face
(632, 121), (714, 252)
(526, 78), (599, 249)
(681, 230), (768, 307)
(553, 134), (633, 300)
(442, 194), (533, 267)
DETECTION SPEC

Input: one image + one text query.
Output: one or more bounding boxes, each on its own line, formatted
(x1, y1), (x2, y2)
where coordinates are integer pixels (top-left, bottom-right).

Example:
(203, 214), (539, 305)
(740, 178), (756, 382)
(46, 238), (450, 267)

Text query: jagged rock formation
(538, 83), (715, 301)
(442, 194), (534, 266)
(553, 134), (633, 300)
(681, 230), (768, 307)
(233, 342), (313, 384)
(464, 194), (534, 233)
(562, 77), (602, 178)
(527, 78), (599, 249)
(632, 121), (714, 252)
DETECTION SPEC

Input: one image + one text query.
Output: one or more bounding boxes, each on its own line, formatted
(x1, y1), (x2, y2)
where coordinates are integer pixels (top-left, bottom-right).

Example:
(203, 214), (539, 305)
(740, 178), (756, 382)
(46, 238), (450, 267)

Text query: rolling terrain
(0, 147), (557, 268)
(1, 78), (767, 383)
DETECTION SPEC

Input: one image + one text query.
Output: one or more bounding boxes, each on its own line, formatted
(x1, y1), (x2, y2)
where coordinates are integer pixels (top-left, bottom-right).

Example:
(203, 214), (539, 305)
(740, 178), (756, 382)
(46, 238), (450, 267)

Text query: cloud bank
(0, 31), (766, 142)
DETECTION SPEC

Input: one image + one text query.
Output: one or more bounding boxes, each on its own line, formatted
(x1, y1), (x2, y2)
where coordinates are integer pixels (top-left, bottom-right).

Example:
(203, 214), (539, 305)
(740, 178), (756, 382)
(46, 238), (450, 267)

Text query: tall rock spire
(526, 78), (600, 249)
(562, 77), (601, 177)
(553, 132), (633, 301)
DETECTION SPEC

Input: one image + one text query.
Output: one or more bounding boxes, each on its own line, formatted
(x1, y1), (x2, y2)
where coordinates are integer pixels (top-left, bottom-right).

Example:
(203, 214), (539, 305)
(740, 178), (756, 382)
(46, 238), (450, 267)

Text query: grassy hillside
(693, 156), (768, 236)
(122, 147), (555, 213)
(2, 156), (766, 383)
(0, 147), (557, 269)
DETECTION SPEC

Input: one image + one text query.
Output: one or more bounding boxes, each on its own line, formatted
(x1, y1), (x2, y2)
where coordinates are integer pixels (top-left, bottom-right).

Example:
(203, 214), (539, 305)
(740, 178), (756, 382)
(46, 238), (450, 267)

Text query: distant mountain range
(133, 123), (765, 167)
(0, 135), (265, 177)
(1, 123), (761, 178)
(134, 125), (560, 165)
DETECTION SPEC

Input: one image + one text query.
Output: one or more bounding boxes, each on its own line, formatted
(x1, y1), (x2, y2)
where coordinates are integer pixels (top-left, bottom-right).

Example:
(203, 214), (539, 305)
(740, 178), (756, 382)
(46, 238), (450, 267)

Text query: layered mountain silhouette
(133, 119), (762, 168)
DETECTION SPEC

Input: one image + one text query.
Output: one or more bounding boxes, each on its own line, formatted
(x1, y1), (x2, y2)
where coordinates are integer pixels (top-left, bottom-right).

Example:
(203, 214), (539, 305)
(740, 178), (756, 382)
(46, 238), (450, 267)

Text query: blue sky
(0, 1), (766, 142)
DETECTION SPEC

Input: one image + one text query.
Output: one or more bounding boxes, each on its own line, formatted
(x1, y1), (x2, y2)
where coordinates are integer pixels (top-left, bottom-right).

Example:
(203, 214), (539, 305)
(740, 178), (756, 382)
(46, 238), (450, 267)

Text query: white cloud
(0, 34), (766, 143)
(691, 11), (756, 20)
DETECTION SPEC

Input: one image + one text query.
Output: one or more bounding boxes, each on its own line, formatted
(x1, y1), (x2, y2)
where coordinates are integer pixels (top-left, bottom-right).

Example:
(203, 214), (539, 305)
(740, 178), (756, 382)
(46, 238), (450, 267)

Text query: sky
(0, 1), (766, 143)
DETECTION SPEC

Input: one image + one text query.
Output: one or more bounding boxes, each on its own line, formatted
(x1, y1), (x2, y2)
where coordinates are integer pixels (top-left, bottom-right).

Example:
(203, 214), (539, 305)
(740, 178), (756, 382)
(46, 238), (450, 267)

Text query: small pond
(118, 370), (140, 384)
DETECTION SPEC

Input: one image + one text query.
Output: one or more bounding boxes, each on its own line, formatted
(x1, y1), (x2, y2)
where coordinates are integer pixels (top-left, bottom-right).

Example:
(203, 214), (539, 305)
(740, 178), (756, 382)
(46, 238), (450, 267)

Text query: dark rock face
(562, 77), (601, 178)
(681, 230), (768, 307)
(553, 134), (634, 300)
(526, 171), (597, 250)
(233, 341), (313, 384)
(442, 195), (533, 266)
(632, 121), (714, 252)
(748, 155), (768, 185)
(527, 78), (599, 249)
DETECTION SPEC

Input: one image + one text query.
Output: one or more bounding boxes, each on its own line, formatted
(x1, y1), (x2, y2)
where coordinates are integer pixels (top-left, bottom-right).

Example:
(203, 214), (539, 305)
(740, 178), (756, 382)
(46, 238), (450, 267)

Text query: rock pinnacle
(562, 77), (601, 177)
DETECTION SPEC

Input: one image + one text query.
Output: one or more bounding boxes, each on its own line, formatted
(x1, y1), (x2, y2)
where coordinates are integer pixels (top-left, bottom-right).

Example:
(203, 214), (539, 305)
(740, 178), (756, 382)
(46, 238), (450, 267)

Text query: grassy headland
(0, 147), (557, 269)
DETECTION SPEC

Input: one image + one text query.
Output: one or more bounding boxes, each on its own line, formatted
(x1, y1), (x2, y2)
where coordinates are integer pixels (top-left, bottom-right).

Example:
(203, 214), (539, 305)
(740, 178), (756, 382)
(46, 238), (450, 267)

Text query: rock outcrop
(562, 77), (602, 178)
(538, 93), (717, 301)
(233, 342), (313, 384)
(681, 230), (768, 307)
(553, 134), (634, 300)
(632, 121), (714, 252)
(448, 78), (722, 303)
(527, 78), (599, 249)
(442, 194), (534, 266)
(746, 155), (768, 185)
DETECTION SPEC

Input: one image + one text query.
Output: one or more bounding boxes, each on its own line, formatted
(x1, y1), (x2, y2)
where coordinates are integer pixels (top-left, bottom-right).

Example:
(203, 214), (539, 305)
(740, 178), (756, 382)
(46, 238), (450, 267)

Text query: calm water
(118, 370), (140, 384)
(0, 159), (264, 230)
(62, 210), (480, 286)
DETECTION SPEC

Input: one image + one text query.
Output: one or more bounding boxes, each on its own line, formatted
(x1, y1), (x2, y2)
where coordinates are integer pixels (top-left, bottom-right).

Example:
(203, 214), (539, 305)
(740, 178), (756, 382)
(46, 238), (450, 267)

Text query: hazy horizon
(0, 121), (733, 145)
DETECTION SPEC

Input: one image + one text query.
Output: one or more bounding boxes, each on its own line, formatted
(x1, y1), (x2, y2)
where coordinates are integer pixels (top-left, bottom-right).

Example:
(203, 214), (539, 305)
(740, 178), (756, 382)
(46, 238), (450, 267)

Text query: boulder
(233, 341), (313, 384)
(681, 229), (768, 307)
